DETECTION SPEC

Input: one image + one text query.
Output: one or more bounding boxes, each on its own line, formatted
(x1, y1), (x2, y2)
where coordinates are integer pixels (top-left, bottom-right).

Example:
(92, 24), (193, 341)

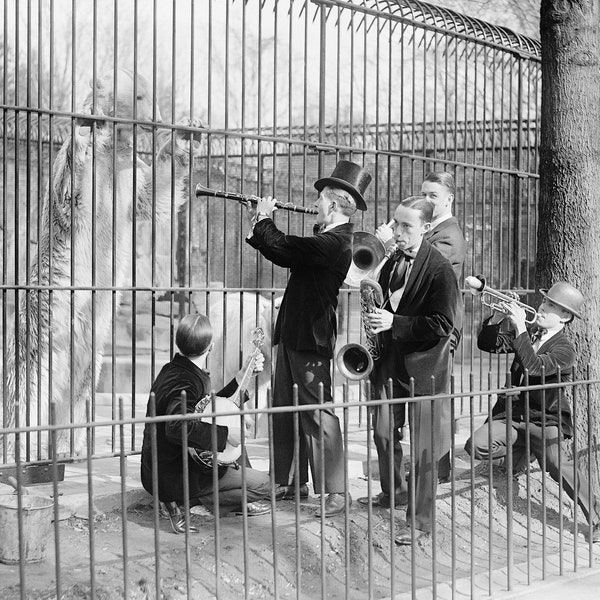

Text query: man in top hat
(246, 160), (371, 516)
(465, 281), (600, 543)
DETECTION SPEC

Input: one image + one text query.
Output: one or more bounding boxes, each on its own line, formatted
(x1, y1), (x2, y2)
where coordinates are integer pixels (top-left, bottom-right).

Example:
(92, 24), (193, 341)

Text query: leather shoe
(162, 501), (199, 534)
(592, 524), (600, 544)
(234, 501), (271, 516)
(394, 526), (429, 545)
(315, 493), (352, 518)
(271, 483), (309, 501)
(357, 491), (408, 508)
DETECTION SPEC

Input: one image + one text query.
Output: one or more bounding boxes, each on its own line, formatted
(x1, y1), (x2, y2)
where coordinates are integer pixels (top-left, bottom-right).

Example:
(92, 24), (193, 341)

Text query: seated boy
(140, 314), (270, 533)
(465, 281), (599, 543)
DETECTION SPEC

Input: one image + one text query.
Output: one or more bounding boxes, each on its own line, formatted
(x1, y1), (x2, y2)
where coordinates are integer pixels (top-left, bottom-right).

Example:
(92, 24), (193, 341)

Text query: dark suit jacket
(424, 217), (466, 281)
(373, 239), (459, 396)
(246, 219), (353, 358)
(140, 353), (237, 502)
(425, 216), (467, 346)
(478, 319), (576, 437)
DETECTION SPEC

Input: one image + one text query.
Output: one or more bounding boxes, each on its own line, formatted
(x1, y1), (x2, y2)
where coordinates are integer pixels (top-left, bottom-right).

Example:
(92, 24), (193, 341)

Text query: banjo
(189, 327), (264, 469)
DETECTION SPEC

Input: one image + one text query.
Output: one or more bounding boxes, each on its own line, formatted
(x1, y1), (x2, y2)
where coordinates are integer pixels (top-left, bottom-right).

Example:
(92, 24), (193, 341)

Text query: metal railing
(0, 373), (598, 599)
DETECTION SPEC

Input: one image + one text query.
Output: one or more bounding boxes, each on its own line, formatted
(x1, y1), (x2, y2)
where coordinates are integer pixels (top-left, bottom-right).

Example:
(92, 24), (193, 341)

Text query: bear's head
(79, 70), (161, 140)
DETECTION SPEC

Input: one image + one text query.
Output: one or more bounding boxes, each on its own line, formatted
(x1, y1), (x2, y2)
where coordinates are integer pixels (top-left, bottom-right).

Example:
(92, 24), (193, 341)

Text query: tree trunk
(538, 0), (600, 491)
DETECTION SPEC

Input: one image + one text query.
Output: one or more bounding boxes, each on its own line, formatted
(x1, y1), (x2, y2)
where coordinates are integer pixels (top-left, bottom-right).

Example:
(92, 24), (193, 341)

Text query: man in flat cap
(246, 160), (371, 517)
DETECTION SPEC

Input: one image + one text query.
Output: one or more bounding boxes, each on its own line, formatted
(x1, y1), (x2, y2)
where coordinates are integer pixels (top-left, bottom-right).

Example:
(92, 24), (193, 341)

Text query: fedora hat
(314, 160), (371, 211)
(540, 281), (584, 319)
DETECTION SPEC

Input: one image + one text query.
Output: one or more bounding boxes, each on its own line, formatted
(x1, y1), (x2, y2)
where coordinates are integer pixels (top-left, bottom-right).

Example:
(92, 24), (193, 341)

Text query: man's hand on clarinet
(246, 196), (278, 225)
(364, 308), (394, 334)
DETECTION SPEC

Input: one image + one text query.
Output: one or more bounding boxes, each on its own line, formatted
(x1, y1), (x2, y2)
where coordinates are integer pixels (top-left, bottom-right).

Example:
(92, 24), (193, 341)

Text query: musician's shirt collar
(429, 213), (453, 231)
(531, 324), (562, 352)
(402, 238), (422, 259)
(322, 222), (341, 233)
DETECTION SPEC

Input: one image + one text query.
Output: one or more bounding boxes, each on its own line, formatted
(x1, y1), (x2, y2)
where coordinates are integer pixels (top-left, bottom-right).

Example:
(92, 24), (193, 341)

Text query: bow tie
(389, 253), (413, 293)
(392, 249), (414, 262)
(530, 328), (548, 343)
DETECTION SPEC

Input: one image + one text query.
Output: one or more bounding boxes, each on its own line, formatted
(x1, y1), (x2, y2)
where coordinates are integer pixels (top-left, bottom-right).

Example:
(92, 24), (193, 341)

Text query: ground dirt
(2, 458), (599, 600)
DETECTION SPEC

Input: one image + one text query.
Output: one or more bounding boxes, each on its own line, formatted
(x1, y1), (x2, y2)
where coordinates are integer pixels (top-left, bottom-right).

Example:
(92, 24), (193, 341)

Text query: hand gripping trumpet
(465, 275), (538, 323)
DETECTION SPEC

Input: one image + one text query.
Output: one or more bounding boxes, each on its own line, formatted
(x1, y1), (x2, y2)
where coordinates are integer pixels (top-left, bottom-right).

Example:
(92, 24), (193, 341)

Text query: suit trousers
(372, 381), (447, 532)
(372, 383), (407, 499)
(467, 419), (599, 525)
(271, 343), (345, 495)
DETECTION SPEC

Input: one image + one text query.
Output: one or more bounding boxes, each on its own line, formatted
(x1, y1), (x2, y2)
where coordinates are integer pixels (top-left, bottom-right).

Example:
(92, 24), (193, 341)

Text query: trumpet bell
(336, 343), (374, 381)
(344, 232), (386, 286)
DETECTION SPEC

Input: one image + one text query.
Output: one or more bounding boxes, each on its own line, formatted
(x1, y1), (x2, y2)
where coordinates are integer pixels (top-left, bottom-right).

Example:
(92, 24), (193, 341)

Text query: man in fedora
(465, 281), (600, 543)
(246, 160), (371, 517)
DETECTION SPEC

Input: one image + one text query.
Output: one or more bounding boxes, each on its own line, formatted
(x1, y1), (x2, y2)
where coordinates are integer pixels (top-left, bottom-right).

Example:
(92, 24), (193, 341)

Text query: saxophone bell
(344, 220), (395, 287)
(336, 343), (374, 381)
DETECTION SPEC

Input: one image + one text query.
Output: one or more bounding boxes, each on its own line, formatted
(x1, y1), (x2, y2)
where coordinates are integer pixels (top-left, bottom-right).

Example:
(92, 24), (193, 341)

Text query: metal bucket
(0, 494), (54, 564)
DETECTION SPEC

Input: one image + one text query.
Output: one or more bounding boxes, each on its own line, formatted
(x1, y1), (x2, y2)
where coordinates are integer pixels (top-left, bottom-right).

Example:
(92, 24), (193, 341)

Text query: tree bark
(538, 0), (600, 490)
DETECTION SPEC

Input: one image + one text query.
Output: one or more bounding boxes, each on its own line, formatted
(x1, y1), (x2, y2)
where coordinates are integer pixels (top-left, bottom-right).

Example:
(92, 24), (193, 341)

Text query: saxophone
(359, 242), (400, 361)
(336, 242), (400, 380)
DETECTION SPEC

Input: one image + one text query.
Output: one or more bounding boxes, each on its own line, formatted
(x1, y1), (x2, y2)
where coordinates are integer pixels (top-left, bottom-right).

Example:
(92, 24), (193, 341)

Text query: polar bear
(1, 70), (202, 461)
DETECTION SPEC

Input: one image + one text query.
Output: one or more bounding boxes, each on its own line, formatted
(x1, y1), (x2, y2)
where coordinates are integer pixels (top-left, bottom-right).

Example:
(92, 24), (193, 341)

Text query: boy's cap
(540, 282), (584, 319)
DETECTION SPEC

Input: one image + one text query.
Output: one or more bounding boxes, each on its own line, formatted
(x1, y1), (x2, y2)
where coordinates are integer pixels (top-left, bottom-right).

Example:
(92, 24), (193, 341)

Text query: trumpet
(195, 184), (318, 215)
(465, 275), (538, 324)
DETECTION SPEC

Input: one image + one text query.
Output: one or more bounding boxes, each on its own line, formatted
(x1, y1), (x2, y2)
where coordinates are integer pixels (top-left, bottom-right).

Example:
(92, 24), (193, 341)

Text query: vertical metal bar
(50, 402), (62, 597)
(365, 379), (374, 599)
(486, 370), (494, 597)
(1, 0), (7, 464)
(148, 393), (162, 595)
(14, 361), (26, 600)
(449, 375), (457, 599)
(131, 0), (140, 450)
(68, 0), (77, 459)
(210, 390), (222, 597)
(468, 372), (476, 599)
(430, 380), (438, 598)
(523, 370), (532, 585)
(557, 367), (564, 576)
(266, 387), (279, 597)
(118, 396), (129, 599)
(317, 2), (326, 174)
(24, 0), (33, 462)
(292, 383), (301, 600)
(13, 0), (23, 467)
(85, 397), (96, 599)
(179, 391), (193, 597)
(408, 380), (416, 599)
(318, 381), (326, 599)
(505, 371), (514, 591)
(342, 381), (351, 599)
(386, 379), (395, 599)
(89, 0), (98, 460)
(571, 379), (579, 570)
(540, 365), (547, 579)
(110, 0), (119, 456)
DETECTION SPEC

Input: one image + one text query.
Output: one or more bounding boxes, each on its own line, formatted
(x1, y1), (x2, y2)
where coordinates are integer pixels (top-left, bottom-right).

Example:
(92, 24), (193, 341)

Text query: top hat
(540, 281), (584, 319)
(314, 160), (371, 211)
